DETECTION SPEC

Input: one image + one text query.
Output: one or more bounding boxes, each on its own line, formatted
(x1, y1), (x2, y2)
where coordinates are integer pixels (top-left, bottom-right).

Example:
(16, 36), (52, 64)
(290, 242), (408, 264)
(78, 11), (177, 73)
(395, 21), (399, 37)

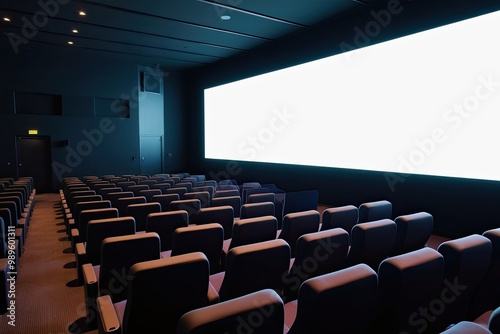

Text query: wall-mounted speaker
(140, 71), (162, 94)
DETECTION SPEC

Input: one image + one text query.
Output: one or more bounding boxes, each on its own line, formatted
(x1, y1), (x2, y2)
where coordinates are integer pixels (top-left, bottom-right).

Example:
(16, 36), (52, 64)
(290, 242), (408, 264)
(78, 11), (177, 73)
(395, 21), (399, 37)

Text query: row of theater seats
(0, 176), (36, 315)
(59, 173), (500, 333)
(75, 219), (500, 333)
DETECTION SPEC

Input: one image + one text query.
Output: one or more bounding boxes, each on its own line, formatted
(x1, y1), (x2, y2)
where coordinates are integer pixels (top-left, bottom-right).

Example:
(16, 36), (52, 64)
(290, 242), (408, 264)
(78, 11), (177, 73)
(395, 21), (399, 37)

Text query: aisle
(0, 193), (97, 334)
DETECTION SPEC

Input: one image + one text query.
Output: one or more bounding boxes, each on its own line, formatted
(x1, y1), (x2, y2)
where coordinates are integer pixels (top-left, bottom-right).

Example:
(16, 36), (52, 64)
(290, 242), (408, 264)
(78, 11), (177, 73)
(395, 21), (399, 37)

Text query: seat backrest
(219, 239), (290, 301)
(320, 205), (359, 233)
(287, 263), (378, 334)
(440, 321), (493, 334)
(247, 192), (275, 204)
(122, 253), (211, 334)
(470, 228), (500, 319)
(137, 189), (163, 203)
(104, 191), (134, 205)
(283, 228), (349, 302)
(0, 217), (6, 257)
(166, 187), (189, 198)
(0, 196), (22, 218)
(197, 205), (234, 240)
(169, 199), (201, 223)
(211, 196), (241, 218)
(126, 184), (150, 196)
(346, 219), (397, 271)
(171, 223), (224, 274)
(78, 207), (118, 242)
(229, 216), (278, 251)
(115, 196), (147, 217)
(0, 208), (12, 231)
(191, 186), (215, 199)
(70, 192), (99, 211)
(97, 187), (123, 197)
(138, 179), (157, 187)
(242, 187), (270, 204)
(213, 189), (240, 198)
(85, 217), (136, 265)
(375, 247), (445, 333)
(73, 200), (112, 229)
(116, 181), (136, 190)
(279, 210), (320, 257)
(150, 183), (172, 193)
(125, 202), (162, 231)
(146, 210), (189, 251)
(392, 211), (434, 256)
(177, 289), (284, 334)
(436, 234), (492, 332)
(150, 194), (180, 212)
(99, 232), (161, 303)
(0, 201), (19, 224)
(176, 182), (194, 192)
(183, 191), (211, 208)
(240, 202), (275, 220)
(358, 200), (392, 223)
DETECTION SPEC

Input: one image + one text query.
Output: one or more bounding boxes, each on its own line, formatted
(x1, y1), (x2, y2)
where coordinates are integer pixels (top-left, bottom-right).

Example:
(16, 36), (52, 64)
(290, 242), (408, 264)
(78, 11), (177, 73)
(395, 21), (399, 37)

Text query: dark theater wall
(183, 3), (500, 238)
(0, 47), (186, 191)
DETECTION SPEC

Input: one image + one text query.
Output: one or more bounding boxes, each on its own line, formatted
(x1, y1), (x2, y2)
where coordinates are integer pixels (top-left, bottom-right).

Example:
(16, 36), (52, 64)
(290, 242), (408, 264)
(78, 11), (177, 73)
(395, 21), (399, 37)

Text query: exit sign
(28, 130), (38, 135)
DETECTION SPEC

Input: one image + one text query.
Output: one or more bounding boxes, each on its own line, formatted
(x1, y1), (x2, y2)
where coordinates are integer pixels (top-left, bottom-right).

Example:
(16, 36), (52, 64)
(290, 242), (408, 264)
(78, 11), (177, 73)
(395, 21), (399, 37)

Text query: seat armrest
(71, 228), (80, 250)
(83, 263), (99, 328)
(96, 295), (121, 333)
(83, 263), (97, 285)
(75, 242), (87, 285)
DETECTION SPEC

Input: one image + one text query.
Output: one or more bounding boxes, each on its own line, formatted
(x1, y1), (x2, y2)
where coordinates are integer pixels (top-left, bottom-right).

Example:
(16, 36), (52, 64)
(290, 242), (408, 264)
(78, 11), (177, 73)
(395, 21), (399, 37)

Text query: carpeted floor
(0, 193), (97, 334)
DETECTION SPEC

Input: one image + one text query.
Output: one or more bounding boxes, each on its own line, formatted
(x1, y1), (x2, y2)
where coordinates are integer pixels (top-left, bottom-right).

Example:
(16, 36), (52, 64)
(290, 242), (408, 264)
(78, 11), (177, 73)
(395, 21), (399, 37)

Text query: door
(16, 136), (53, 193)
(140, 135), (162, 176)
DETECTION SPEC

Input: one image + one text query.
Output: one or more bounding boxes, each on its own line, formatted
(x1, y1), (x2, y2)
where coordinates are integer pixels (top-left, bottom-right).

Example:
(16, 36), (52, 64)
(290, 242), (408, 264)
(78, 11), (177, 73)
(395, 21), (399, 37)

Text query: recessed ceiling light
(3, 17), (11, 22)
(72, 29), (78, 33)
(68, 41), (74, 45)
(220, 15), (231, 21)
(78, 11), (86, 16)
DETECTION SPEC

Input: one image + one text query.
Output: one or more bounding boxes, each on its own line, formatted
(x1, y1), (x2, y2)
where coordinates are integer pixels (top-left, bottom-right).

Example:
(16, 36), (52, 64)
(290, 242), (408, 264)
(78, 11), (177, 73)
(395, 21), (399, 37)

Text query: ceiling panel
(1, 0), (499, 70)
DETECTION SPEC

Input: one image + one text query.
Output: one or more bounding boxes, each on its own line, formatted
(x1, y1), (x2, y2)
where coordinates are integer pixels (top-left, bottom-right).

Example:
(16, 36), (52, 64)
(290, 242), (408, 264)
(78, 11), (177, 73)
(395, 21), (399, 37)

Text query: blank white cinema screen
(204, 10), (500, 181)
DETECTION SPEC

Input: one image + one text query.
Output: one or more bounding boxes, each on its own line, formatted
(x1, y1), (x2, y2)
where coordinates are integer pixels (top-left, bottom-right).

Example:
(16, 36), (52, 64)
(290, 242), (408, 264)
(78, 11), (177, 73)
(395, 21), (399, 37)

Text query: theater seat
(391, 211), (434, 256)
(470, 228), (500, 319)
(210, 239), (290, 302)
(75, 217), (136, 285)
(240, 202), (275, 220)
(435, 234), (492, 332)
(320, 205), (358, 235)
(358, 200), (392, 223)
(96, 253), (215, 334)
(283, 228), (349, 302)
(285, 263), (378, 334)
(278, 210), (320, 257)
(441, 322), (493, 334)
(345, 218), (397, 271)
(372, 247), (445, 333)
(82, 232), (161, 329)
(223, 216), (278, 255)
(170, 223), (224, 274)
(125, 202), (162, 231)
(146, 210), (189, 252)
(177, 289), (284, 334)
(197, 206), (234, 240)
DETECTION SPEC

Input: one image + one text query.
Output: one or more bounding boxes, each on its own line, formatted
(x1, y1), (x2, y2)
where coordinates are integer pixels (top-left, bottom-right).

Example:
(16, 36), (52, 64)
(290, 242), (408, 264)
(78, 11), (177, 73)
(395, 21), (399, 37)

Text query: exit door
(140, 135), (163, 176)
(16, 136), (53, 193)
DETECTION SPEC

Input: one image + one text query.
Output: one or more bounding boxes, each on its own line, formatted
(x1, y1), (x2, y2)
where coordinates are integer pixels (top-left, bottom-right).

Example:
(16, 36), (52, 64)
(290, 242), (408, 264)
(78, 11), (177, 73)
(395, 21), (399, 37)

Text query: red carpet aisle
(0, 193), (98, 334)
